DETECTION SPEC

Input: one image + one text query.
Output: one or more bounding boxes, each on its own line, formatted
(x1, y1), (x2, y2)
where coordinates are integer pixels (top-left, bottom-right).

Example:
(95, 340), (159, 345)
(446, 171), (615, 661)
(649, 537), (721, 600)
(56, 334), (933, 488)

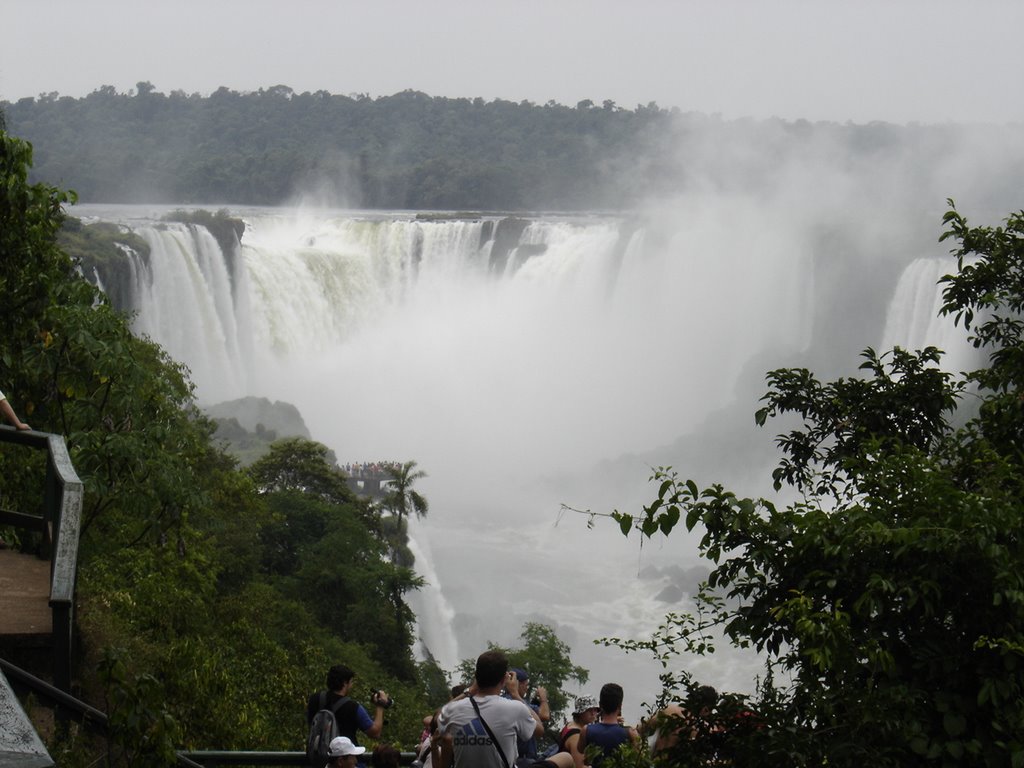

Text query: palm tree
(382, 460), (429, 535)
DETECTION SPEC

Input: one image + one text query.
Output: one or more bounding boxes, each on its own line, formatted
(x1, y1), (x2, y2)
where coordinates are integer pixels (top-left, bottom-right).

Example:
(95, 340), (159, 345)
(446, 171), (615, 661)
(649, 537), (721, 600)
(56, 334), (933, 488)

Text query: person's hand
(16, 422), (29, 431)
(535, 686), (548, 702)
(504, 672), (521, 698)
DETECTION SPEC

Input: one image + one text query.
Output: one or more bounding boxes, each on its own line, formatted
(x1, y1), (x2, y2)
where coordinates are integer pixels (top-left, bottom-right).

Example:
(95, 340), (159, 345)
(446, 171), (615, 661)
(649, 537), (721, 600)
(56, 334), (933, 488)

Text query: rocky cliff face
(205, 396), (312, 465)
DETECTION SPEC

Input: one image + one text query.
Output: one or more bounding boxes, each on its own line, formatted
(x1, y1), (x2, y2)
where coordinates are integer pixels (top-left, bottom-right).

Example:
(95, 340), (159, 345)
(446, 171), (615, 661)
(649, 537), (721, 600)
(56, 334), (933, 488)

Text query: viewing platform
(0, 549), (52, 642)
(344, 462), (399, 499)
(0, 425), (83, 768)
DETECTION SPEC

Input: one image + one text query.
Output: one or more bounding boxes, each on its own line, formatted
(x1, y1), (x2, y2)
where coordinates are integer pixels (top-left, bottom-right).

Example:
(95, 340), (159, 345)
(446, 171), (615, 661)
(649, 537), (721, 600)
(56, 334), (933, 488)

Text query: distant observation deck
(343, 462), (397, 499)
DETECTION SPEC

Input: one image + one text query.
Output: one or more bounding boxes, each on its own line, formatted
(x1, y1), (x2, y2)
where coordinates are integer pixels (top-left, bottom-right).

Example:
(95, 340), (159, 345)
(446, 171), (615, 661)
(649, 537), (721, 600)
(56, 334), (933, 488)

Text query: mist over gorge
(49, 93), (1024, 715)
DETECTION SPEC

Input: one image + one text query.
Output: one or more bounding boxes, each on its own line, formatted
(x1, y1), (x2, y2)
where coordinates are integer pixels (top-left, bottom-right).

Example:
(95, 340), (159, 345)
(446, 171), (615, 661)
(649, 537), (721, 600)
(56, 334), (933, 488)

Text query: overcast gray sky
(3, 0), (1023, 124)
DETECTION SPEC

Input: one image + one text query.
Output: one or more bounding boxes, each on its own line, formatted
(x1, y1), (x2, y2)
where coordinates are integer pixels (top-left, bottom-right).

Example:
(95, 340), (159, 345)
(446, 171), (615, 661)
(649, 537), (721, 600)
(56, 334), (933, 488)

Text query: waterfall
(73, 203), (829, 711)
(117, 223), (253, 403)
(879, 257), (979, 373)
(405, 517), (460, 674)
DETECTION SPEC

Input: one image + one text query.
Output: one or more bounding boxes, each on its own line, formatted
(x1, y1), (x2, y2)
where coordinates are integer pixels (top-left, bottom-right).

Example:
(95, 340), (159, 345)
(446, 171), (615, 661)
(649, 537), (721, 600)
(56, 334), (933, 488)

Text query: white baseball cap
(329, 737), (367, 758)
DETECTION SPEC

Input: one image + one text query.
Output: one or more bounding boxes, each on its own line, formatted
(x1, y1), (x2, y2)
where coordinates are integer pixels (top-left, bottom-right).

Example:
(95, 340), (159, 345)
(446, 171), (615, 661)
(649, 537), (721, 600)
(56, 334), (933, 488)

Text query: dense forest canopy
(2, 84), (676, 209)
(6, 82), (1020, 211)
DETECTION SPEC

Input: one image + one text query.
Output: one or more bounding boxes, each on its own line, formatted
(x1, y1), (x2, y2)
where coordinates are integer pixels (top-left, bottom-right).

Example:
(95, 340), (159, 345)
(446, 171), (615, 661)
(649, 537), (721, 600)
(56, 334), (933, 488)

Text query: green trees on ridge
(2, 85), (676, 210)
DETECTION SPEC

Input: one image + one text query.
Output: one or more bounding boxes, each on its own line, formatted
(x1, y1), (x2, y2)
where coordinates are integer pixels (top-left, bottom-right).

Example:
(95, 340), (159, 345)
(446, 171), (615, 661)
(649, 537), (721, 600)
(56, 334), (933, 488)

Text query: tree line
(1, 83), (679, 210)
(4, 82), (1003, 212)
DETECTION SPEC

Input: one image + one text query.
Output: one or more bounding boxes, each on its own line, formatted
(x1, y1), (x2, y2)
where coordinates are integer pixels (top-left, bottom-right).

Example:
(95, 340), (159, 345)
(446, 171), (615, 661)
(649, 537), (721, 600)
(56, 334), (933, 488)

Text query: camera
(373, 690), (394, 709)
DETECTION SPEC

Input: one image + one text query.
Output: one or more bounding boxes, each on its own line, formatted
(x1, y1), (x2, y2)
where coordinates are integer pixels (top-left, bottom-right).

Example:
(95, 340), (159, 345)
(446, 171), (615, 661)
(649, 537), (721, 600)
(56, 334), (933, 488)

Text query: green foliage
(597, 204), (1024, 767)
(98, 647), (181, 766)
(57, 217), (150, 309)
(250, 439), (421, 679)
(0, 130), (76, 347)
(250, 437), (356, 506)
(381, 460), (429, 562)
(209, 416), (284, 467)
(58, 217), (150, 268)
(417, 656), (453, 709)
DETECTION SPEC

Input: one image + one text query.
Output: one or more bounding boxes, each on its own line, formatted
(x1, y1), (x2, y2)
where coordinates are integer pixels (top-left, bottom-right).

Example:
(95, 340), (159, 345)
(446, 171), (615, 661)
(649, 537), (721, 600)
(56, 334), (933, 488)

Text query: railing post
(51, 601), (72, 702)
(43, 457), (58, 564)
(47, 435), (83, 699)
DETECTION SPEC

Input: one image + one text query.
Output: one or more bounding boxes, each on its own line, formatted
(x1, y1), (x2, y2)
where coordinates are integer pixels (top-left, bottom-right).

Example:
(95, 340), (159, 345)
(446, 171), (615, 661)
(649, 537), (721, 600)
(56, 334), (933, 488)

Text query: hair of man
(599, 683), (624, 715)
(475, 650), (509, 688)
(327, 664), (356, 691)
(694, 685), (717, 713)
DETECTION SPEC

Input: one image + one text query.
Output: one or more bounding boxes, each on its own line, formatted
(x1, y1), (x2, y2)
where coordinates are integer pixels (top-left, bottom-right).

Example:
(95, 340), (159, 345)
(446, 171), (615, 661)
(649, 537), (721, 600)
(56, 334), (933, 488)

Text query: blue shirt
(584, 722), (631, 766)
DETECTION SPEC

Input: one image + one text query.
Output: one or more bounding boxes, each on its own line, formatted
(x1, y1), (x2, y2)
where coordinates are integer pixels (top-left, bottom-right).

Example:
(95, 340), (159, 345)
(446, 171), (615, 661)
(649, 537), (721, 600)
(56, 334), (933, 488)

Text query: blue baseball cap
(511, 668), (529, 682)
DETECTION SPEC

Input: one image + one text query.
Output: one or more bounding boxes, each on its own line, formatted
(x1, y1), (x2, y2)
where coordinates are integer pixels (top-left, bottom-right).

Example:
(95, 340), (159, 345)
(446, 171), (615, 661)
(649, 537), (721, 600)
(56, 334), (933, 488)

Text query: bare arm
(565, 732), (586, 768)
(534, 686), (550, 723)
(0, 399), (29, 430)
(365, 705), (385, 739)
(434, 732), (453, 768)
(505, 673), (544, 738)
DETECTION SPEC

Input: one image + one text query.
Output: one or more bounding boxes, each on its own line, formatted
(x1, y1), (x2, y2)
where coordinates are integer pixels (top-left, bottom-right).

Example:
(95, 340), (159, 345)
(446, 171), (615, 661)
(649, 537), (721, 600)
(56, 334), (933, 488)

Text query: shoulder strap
(468, 696), (511, 768)
(328, 695), (351, 715)
(560, 727), (581, 750)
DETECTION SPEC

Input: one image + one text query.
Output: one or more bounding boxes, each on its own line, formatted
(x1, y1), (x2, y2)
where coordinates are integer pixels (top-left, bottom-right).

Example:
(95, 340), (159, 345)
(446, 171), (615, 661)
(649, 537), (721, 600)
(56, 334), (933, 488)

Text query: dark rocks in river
(489, 217), (530, 273)
(479, 220), (495, 248)
(514, 243), (547, 261)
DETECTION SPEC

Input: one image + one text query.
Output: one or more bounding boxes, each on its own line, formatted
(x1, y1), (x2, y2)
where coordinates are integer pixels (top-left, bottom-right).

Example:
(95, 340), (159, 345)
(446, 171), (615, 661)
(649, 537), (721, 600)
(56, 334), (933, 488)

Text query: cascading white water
(405, 516), (460, 672)
(75, 202), (955, 718)
(70, 112), (1024, 719)
(118, 223), (253, 402)
(879, 257), (979, 373)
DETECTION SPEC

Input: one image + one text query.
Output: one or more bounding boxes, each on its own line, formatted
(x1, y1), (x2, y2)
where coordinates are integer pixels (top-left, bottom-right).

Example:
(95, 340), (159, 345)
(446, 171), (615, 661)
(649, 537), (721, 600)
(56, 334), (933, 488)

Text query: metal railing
(0, 658), (208, 768)
(2, 658), (420, 768)
(179, 750), (418, 767)
(0, 661), (54, 767)
(0, 426), (83, 694)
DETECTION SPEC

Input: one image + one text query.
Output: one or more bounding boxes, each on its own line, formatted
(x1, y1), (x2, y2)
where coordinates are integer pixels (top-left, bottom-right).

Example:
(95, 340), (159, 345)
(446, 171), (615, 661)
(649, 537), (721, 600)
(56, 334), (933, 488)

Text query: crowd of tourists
(343, 461), (402, 480)
(306, 651), (742, 768)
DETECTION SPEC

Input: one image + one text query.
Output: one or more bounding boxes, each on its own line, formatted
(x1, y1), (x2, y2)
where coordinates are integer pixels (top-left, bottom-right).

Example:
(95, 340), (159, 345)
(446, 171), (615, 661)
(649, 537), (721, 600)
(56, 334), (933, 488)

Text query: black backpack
(306, 693), (353, 766)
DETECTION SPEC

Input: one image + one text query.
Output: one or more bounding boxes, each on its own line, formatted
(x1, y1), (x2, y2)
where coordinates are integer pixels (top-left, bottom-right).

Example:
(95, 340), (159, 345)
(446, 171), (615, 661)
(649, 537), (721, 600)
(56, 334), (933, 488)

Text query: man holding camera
(434, 651), (571, 768)
(307, 664), (392, 748)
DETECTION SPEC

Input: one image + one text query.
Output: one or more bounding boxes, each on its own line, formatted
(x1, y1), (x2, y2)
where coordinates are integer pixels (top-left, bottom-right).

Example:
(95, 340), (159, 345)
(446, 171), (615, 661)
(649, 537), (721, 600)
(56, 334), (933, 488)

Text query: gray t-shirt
(438, 695), (537, 768)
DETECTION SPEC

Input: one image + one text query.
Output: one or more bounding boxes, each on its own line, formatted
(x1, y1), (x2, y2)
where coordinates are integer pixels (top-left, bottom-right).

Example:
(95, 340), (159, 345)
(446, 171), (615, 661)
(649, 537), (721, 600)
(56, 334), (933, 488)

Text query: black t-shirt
(307, 691), (361, 743)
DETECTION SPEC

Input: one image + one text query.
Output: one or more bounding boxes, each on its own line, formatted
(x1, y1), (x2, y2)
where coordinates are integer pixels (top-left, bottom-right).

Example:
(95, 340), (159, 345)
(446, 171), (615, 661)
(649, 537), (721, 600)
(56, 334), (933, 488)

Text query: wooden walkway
(0, 549), (52, 643)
